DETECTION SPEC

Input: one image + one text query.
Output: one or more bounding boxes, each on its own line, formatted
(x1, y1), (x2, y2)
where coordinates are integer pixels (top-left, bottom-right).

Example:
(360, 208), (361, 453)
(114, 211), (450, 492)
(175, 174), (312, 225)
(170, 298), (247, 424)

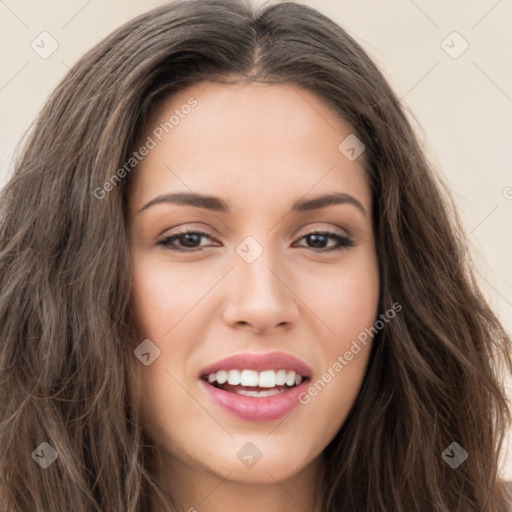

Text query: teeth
(216, 370), (228, 384)
(240, 370), (259, 386)
(276, 369), (287, 386)
(258, 370), (276, 388)
(235, 388), (286, 397)
(227, 369), (241, 385)
(205, 369), (305, 388)
(285, 370), (296, 387)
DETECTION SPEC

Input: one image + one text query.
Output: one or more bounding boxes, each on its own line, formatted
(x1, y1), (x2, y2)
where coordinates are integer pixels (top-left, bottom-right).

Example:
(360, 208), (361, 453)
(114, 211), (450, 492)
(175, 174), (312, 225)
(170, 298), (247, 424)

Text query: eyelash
(155, 228), (355, 253)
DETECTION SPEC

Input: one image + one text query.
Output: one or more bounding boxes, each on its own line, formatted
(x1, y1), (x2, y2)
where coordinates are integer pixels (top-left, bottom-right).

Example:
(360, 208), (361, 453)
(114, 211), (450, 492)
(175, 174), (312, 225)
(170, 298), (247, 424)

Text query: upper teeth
(206, 369), (303, 388)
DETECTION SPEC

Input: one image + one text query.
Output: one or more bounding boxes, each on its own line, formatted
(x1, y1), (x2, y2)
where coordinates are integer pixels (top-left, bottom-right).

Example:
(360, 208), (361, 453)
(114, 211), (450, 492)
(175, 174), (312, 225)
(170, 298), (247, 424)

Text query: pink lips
(199, 351), (312, 422)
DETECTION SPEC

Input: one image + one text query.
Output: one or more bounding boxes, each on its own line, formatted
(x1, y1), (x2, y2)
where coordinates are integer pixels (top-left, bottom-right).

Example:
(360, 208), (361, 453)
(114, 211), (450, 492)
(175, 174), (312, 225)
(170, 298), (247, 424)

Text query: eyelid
(158, 222), (350, 240)
(295, 225), (349, 238)
(157, 224), (348, 240)
(155, 222), (220, 240)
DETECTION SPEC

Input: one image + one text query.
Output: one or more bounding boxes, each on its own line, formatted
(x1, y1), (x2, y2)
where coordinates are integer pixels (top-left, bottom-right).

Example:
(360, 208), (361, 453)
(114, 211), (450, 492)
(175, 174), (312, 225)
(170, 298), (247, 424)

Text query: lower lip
(199, 379), (309, 421)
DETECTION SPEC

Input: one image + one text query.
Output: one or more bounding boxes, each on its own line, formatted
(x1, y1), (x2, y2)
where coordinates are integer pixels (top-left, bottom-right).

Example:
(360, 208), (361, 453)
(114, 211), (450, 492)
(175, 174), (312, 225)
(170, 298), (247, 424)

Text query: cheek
(333, 266), (379, 384)
(131, 256), (192, 339)
(130, 260), (197, 442)
(300, 250), (380, 348)
(335, 266), (379, 342)
(297, 251), (379, 429)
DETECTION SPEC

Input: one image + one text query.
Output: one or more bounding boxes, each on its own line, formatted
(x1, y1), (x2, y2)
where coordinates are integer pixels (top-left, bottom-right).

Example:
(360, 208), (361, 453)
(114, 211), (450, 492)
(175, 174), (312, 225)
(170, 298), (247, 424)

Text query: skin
(126, 81), (380, 512)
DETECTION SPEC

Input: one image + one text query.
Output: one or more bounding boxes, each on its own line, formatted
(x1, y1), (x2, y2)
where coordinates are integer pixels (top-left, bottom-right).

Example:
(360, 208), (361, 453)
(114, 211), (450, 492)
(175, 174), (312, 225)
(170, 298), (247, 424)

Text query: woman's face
(127, 81), (379, 485)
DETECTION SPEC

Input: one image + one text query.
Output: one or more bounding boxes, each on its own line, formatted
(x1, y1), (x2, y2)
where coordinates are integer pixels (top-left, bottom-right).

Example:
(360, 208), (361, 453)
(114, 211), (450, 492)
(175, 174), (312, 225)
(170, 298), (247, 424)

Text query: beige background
(1, 0), (511, 477)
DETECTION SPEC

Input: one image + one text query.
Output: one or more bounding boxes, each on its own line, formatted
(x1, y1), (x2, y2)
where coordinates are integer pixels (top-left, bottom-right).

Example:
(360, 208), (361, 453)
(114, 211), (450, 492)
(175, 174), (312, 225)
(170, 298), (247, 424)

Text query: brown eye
(156, 229), (354, 253)
(156, 230), (216, 252)
(294, 230), (354, 251)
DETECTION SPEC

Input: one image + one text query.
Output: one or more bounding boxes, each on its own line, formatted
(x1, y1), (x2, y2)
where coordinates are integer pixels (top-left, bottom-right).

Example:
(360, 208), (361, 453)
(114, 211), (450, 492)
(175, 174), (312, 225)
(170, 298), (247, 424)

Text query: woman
(0, 0), (510, 510)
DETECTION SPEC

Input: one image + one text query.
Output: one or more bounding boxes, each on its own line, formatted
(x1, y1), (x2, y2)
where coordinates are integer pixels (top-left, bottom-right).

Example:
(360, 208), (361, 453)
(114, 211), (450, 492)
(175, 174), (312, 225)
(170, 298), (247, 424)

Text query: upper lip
(199, 351), (312, 379)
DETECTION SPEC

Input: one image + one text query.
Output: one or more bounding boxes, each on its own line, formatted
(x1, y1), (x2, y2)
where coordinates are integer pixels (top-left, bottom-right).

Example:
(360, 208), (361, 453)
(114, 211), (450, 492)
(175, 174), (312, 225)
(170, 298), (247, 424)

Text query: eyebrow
(137, 191), (366, 216)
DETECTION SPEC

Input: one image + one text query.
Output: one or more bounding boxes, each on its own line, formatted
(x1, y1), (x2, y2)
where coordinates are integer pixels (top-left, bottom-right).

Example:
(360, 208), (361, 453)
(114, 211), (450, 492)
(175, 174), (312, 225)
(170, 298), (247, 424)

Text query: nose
(221, 247), (299, 335)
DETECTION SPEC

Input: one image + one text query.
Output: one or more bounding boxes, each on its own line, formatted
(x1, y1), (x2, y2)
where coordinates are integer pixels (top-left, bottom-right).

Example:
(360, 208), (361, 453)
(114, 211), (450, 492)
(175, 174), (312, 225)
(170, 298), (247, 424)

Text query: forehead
(145, 81), (352, 150)
(129, 82), (370, 216)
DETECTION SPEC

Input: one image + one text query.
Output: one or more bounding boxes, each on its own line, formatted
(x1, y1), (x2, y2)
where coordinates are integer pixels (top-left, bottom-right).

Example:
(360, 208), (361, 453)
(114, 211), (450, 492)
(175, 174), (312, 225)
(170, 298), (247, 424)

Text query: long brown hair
(1, 0), (510, 510)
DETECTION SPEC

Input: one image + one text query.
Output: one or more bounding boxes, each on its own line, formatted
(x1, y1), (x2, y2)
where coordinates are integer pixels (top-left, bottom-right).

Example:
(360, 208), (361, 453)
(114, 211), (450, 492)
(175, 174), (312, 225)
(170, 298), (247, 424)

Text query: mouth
(198, 352), (312, 421)
(200, 368), (309, 397)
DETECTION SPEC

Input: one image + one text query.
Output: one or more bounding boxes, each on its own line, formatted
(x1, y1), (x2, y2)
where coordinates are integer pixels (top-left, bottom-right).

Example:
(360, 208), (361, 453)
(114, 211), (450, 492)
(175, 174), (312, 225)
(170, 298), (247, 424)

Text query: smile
(199, 352), (312, 421)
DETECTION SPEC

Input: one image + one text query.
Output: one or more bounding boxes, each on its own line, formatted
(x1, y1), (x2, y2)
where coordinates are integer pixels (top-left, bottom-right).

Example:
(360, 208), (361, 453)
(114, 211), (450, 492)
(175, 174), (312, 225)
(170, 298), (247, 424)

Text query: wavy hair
(1, 0), (511, 510)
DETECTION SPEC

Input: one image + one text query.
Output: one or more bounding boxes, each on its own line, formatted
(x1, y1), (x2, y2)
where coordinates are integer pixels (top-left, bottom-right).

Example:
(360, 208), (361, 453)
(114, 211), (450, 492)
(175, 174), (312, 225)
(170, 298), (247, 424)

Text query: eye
(156, 230), (217, 252)
(155, 228), (354, 252)
(293, 229), (354, 252)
